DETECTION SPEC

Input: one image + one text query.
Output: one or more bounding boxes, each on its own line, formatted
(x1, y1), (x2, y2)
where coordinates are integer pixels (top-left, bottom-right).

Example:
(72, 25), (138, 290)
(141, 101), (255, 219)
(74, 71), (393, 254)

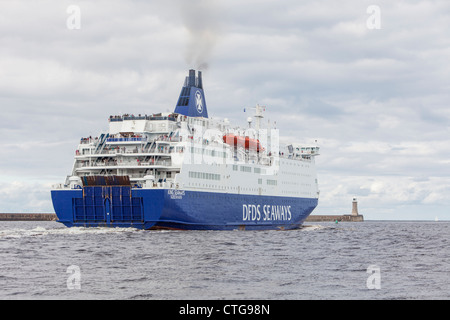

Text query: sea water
(0, 221), (449, 299)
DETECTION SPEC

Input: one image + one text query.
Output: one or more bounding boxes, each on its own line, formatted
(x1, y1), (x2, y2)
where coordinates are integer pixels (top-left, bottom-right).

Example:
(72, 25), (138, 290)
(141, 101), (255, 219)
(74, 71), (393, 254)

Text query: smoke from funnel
(180, 0), (222, 70)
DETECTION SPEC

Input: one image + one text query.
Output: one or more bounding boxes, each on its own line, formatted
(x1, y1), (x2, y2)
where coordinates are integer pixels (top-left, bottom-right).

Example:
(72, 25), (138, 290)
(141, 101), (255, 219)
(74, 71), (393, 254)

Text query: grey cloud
(1, 0), (450, 219)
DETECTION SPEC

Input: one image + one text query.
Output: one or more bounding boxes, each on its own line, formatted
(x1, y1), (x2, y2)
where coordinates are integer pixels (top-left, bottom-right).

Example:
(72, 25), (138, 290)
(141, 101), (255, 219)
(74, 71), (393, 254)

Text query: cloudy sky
(1, 0), (449, 220)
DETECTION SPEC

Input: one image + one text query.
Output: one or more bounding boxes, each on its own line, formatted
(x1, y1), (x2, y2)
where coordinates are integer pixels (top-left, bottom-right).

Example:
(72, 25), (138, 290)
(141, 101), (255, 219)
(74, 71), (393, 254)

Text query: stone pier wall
(0, 213), (57, 221)
(306, 214), (364, 222)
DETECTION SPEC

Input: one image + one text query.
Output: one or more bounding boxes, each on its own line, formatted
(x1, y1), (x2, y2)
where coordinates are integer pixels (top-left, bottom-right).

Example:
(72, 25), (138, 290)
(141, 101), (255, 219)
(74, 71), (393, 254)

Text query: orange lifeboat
(223, 134), (238, 146)
(223, 134), (262, 152)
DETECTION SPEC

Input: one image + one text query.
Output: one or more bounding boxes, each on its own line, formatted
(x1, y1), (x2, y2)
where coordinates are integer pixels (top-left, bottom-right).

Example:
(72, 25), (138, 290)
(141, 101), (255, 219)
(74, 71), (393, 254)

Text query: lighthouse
(348, 198), (364, 221)
(351, 198), (359, 216)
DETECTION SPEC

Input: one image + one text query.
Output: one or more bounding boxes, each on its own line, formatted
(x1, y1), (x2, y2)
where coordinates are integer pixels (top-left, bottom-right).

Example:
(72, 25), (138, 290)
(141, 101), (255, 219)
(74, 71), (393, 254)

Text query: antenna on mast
(246, 104), (266, 131)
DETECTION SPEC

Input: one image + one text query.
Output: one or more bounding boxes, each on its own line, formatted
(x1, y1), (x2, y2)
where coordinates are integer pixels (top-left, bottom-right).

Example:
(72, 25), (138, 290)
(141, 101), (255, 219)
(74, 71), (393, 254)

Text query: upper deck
(55, 69), (319, 199)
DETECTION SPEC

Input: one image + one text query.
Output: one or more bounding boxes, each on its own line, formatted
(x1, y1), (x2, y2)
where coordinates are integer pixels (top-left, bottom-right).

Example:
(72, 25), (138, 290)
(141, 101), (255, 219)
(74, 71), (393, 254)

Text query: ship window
(189, 171), (220, 181)
(240, 166), (251, 173)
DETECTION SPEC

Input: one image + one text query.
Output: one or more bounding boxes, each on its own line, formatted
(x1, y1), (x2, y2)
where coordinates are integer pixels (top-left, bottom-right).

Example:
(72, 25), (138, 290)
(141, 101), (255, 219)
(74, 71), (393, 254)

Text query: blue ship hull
(51, 186), (318, 230)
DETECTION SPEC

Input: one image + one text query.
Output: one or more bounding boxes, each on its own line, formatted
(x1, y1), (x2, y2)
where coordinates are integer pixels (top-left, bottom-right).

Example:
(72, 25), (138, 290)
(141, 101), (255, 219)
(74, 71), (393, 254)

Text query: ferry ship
(51, 70), (320, 230)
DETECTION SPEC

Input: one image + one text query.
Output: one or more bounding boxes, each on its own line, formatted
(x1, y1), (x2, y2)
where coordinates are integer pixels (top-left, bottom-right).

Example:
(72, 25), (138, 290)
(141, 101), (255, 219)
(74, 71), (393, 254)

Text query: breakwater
(0, 213), (57, 221)
(306, 214), (364, 222)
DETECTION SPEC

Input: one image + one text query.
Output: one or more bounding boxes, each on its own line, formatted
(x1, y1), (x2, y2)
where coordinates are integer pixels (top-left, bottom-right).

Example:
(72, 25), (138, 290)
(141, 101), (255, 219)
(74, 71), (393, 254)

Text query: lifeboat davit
(223, 134), (262, 152)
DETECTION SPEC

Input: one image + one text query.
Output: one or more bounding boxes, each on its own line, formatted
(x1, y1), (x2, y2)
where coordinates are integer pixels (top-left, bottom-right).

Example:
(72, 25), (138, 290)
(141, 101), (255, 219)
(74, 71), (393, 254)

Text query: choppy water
(0, 221), (449, 299)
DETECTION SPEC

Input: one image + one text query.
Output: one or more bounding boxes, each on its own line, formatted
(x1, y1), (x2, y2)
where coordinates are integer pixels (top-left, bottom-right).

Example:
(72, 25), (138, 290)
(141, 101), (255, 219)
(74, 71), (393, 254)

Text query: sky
(0, 0), (449, 220)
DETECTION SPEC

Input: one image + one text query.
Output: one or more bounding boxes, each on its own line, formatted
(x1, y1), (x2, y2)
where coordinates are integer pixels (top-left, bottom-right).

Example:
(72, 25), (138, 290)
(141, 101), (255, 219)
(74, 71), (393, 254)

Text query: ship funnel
(174, 69), (208, 118)
(188, 69), (196, 87)
(197, 71), (203, 89)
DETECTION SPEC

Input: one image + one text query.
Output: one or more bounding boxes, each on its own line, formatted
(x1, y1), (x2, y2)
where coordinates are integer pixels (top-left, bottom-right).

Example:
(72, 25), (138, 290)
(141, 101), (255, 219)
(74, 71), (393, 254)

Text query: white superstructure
(66, 105), (320, 199)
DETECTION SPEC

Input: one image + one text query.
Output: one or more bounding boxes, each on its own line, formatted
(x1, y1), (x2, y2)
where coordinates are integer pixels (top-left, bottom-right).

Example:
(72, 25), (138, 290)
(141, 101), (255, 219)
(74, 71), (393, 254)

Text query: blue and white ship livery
(51, 70), (320, 230)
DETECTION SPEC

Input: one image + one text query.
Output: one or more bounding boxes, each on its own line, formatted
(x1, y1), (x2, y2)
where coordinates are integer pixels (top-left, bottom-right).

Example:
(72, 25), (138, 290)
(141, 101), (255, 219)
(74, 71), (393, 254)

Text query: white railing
(77, 160), (172, 168)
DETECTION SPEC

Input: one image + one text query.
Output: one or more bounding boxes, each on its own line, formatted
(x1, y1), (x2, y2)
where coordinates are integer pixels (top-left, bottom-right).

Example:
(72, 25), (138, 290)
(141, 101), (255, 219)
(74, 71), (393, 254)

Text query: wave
(0, 226), (142, 239)
(301, 224), (331, 231)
